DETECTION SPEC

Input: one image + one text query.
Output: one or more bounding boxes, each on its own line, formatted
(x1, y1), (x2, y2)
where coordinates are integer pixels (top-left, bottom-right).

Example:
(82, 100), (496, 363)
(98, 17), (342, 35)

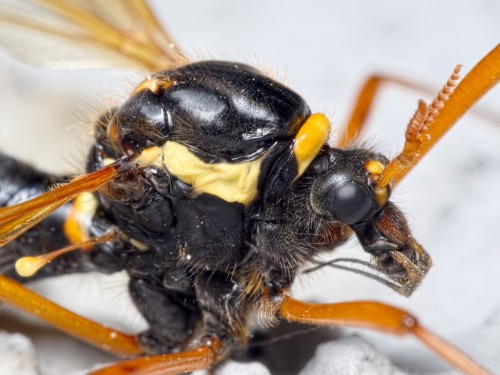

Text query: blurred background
(0, 1), (499, 374)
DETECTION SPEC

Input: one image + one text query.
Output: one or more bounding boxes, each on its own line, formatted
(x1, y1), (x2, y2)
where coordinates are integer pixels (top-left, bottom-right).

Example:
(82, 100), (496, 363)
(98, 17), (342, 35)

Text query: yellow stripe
(293, 113), (331, 177)
(63, 192), (98, 245)
(163, 142), (267, 206)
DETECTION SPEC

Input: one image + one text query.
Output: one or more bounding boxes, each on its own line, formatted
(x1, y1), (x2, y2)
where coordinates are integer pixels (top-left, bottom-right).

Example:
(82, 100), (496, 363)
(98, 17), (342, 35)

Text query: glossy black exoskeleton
(0, 61), (430, 354)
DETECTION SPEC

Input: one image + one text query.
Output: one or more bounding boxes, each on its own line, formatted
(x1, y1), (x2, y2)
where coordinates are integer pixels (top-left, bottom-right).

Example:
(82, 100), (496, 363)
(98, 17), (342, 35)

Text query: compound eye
(314, 176), (376, 225)
(330, 181), (375, 224)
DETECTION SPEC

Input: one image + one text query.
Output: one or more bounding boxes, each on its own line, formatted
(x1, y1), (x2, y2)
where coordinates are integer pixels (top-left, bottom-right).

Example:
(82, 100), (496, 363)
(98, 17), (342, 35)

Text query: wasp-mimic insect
(0, 0), (498, 375)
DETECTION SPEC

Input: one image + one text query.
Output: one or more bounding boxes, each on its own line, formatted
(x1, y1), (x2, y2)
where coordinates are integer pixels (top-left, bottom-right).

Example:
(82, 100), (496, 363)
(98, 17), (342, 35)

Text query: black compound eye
(330, 181), (375, 225)
(313, 176), (376, 225)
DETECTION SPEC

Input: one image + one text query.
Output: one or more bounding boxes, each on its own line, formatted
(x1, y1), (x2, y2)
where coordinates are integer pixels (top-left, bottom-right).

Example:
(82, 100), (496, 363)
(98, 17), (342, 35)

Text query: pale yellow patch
(162, 141), (266, 205)
(136, 146), (163, 168)
(15, 257), (45, 277)
(365, 160), (385, 175)
(63, 192), (99, 244)
(102, 157), (116, 167)
(364, 160), (389, 208)
(375, 186), (389, 208)
(129, 238), (149, 251)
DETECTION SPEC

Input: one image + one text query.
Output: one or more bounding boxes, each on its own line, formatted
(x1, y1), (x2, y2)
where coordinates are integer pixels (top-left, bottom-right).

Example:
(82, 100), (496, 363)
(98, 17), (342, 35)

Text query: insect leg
(89, 336), (222, 375)
(0, 275), (143, 357)
(128, 277), (201, 354)
(0, 155), (130, 246)
(338, 74), (440, 147)
(276, 294), (491, 375)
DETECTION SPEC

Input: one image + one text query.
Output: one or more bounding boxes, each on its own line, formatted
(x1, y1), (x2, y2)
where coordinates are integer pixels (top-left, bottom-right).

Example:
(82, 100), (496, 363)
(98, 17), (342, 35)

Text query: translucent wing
(0, 0), (189, 72)
(0, 1), (188, 245)
(0, 158), (129, 246)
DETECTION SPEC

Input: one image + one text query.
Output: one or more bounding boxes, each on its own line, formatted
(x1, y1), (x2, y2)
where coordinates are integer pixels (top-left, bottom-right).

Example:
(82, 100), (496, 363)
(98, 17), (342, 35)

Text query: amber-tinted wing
(0, 158), (131, 246)
(0, 0), (188, 246)
(0, 0), (189, 72)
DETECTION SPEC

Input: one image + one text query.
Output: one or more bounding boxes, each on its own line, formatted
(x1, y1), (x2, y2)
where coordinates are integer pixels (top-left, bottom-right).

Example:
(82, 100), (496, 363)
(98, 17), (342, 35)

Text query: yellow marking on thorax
(103, 146), (162, 168)
(102, 157), (116, 166)
(163, 141), (266, 205)
(293, 113), (331, 178)
(365, 160), (385, 175)
(64, 192), (99, 245)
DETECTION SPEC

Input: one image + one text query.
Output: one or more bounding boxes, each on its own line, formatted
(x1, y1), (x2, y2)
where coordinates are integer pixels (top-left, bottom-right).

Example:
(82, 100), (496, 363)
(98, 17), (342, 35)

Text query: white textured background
(0, 1), (499, 374)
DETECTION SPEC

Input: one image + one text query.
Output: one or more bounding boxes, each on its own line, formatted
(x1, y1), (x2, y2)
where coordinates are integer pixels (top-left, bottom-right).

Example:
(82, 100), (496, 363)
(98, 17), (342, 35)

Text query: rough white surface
(215, 361), (272, 375)
(299, 336), (407, 375)
(0, 1), (499, 375)
(0, 332), (38, 375)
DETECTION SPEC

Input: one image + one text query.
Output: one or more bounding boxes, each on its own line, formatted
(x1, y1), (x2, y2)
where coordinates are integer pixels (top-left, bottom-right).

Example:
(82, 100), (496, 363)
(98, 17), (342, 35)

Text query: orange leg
(338, 74), (439, 148)
(0, 275), (143, 358)
(89, 336), (222, 375)
(0, 274), (490, 374)
(0, 157), (128, 246)
(0, 274), (221, 374)
(278, 295), (491, 375)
